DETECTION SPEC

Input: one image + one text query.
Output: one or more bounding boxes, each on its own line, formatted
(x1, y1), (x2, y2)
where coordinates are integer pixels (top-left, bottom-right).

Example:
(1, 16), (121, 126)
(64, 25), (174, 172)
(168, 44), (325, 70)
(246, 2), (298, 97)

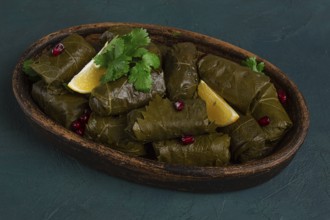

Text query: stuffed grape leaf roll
(198, 54), (270, 114)
(251, 84), (292, 142)
(30, 34), (96, 85)
(85, 113), (146, 156)
(126, 95), (216, 142)
(222, 114), (273, 163)
(153, 133), (231, 167)
(89, 70), (166, 116)
(31, 80), (88, 128)
(100, 26), (134, 43)
(164, 42), (199, 100)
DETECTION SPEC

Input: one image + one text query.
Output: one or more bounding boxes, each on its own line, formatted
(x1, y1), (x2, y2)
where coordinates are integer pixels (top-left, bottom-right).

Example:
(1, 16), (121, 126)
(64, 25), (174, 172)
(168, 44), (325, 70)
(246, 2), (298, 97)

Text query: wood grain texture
(12, 22), (310, 192)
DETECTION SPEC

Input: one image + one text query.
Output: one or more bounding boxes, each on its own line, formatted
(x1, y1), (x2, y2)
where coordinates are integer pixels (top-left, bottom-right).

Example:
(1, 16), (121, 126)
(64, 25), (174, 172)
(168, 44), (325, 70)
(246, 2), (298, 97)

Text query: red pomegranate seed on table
(258, 116), (270, 126)
(174, 100), (185, 111)
(52, 43), (65, 56)
(277, 89), (287, 104)
(181, 135), (195, 145)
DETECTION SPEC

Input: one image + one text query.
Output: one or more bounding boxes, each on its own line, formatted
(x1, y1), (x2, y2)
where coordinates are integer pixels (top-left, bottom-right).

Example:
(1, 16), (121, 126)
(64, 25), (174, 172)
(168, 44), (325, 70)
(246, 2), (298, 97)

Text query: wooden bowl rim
(12, 22), (310, 180)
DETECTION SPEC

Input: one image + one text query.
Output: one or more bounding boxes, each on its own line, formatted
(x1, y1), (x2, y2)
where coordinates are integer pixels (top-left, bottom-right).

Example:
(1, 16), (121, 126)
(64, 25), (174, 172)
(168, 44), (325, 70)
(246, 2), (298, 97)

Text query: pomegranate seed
(75, 128), (84, 136)
(174, 100), (185, 111)
(258, 116), (270, 127)
(52, 43), (65, 56)
(71, 120), (82, 131)
(181, 135), (195, 145)
(79, 114), (90, 123)
(79, 109), (91, 123)
(277, 89), (287, 104)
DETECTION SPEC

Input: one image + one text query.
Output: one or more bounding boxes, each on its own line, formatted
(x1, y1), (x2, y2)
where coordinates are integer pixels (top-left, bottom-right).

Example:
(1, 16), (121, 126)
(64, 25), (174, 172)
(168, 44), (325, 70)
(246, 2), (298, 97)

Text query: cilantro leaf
(132, 48), (148, 58)
(127, 52), (159, 91)
(113, 38), (125, 58)
(103, 36), (120, 53)
(94, 28), (160, 92)
(125, 28), (150, 55)
(142, 52), (160, 69)
(22, 59), (40, 82)
(100, 54), (131, 83)
(242, 57), (265, 74)
(94, 38), (125, 67)
(256, 62), (265, 73)
(101, 67), (115, 83)
(129, 62), (152, 92)
(94, 52), (111, 67)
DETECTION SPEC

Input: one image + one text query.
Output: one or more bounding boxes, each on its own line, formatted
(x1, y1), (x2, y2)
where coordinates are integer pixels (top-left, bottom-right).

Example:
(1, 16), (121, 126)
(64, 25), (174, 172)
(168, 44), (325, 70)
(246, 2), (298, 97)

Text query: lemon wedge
(198, 80), (239, 126)
(67, 61), (106, 94)
(68, 43), (108, 94)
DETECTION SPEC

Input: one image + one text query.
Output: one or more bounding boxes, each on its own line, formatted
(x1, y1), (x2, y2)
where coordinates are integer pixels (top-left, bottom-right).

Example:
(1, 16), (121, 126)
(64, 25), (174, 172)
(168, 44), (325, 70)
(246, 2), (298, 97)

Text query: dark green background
(1, 0), (329, 219)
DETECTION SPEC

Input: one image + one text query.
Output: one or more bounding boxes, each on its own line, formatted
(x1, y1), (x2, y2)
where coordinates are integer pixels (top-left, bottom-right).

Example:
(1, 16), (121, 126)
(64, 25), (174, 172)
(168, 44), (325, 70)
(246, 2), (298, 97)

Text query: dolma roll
(85, 113), (146, 156)
(222, 114), (272, 163)
(164, 42), (199, 100)
(89, 70), (166, 116)
(30, 34), (96, 85)
(198, 54), (270, 114)
(153, 133), (231, 167)
(100, 26), (134, 43)
(31, 80), (88, 128)
(126, 95), (216, 142)
(251, 84), (292, 142)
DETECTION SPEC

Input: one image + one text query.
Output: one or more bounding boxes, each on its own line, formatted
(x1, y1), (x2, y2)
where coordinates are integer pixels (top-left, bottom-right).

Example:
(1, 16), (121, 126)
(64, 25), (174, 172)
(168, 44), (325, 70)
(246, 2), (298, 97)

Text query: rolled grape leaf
(84, 34), (104, 51)
(164, 42), (199, 100)
(153, 133), (231, 167)
(156, 43), (170, 61)
(100, 26), (134, 43)
(222, 114), (272, 163)
(89, 71), (166, 116)
(126, 95), (216, 142)
(251, 84), (292, 142)
(31, 80), (88, 128)
(30, 34), (96, 85)
(85, 113), (146, 156)
(198, 54), (270, 114)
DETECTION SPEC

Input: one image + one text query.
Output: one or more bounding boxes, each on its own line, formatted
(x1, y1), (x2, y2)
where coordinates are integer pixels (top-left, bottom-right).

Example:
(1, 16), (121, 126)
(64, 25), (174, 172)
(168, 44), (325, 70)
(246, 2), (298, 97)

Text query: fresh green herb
(172, 31), (182, 37)
(128, 52), (160, 92)
(93, 28), (160, 92)
(242, 57), (265, 74)
(23, 59), (40, 82)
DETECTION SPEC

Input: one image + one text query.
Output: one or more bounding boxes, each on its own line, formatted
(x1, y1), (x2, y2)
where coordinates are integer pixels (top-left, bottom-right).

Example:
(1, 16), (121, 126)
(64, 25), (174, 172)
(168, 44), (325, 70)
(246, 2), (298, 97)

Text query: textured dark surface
(1, 0), (329, 219)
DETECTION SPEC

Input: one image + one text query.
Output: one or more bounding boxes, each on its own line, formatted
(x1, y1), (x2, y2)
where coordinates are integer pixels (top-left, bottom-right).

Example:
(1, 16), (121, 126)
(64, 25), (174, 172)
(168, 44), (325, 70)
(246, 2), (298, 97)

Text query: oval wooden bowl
(12, 22), (309, 192)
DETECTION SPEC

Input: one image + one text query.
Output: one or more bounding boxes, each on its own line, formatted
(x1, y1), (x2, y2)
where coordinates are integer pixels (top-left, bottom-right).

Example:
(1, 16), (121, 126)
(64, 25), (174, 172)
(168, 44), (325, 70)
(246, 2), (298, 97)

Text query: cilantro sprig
(242, 57), (265, 74)
(22, 59), (40, 82)
(93, 28), (160, 92)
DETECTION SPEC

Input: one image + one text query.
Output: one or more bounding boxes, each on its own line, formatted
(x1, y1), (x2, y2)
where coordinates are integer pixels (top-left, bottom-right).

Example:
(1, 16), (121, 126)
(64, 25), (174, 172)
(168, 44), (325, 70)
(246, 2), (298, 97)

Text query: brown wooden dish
(12, 22), (309, 192)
